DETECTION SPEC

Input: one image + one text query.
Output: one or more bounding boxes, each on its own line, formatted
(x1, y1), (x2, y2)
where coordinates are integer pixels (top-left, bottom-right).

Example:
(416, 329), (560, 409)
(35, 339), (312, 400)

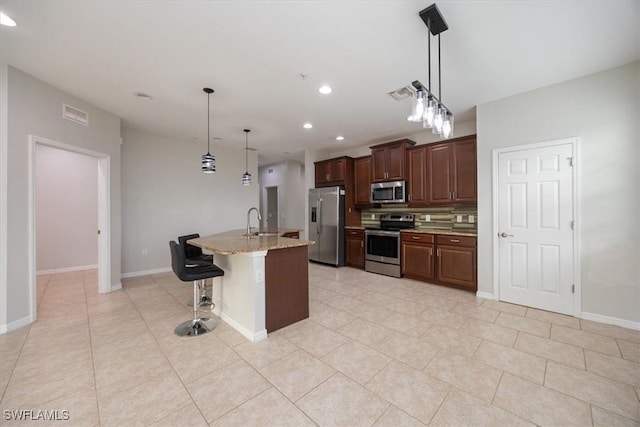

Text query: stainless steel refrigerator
(308, 186), (345, 266)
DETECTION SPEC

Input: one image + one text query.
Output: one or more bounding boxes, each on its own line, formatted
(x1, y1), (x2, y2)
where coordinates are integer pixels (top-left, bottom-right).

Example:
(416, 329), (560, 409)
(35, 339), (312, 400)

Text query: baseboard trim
(476, 291), (495, 300)
(0, 315), (33, 334)
(110, 283), (122, 292)
(121, 267), (171, 279)
(220, 312), (268, 343)
(37, 264), (98, 275)
(581, 311), (640, 331)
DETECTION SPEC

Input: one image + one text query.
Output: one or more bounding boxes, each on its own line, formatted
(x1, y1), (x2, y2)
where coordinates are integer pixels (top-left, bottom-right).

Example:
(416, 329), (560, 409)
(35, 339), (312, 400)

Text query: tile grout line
(83, 271), (102, 427)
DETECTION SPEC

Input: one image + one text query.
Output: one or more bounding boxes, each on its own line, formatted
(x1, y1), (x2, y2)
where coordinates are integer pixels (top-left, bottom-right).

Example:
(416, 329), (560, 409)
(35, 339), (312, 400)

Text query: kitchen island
(188, 229), (313, 342)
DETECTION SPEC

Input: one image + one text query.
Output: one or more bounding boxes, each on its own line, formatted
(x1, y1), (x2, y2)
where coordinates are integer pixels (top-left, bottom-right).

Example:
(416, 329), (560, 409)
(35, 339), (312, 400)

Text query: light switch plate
(423, 214), (431, 222)
(456, 215), (463, 223)
(469, 215), (475, 223)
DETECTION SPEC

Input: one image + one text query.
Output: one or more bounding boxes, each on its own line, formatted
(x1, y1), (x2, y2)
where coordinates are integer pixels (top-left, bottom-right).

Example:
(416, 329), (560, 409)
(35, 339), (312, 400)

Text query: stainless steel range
(365, 213), (415, 278)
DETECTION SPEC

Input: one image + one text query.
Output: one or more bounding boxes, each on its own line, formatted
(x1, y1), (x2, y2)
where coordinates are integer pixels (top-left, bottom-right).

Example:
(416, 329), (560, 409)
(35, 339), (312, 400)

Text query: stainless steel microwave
(371, 181), (406, 204)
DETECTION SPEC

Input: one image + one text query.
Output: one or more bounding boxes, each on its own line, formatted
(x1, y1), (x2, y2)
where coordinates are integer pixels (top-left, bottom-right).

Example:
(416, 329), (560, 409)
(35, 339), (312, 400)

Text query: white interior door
(496, 141), (575, 315)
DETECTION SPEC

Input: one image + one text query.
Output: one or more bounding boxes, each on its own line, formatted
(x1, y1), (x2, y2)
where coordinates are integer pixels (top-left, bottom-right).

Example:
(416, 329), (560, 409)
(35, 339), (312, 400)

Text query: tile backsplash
(361, 205), (477, 233)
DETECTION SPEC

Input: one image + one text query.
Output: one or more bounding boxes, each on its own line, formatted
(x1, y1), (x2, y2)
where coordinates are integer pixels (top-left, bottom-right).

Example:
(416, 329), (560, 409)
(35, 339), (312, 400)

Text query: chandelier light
(407, 4), (454, 139)
(201, 88), (216, 173)
(242, 129), (252, 186)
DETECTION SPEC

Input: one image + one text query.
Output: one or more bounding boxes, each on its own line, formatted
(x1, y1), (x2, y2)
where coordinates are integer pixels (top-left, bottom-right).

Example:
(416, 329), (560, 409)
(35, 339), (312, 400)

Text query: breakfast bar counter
(188, 229), (314, 342)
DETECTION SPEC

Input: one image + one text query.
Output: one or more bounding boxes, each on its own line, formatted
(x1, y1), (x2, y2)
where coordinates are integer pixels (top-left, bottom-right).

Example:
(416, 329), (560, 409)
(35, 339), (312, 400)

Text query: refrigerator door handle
(317, 198), (323, 234)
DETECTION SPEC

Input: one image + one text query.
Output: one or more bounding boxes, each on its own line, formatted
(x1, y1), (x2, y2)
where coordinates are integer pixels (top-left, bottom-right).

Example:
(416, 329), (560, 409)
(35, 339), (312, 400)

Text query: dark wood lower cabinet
(436, 245), (477, 291)
(265, 245), (309, 333)
(345, 229), (365, 269)
(401, 232), (434, 281)
(401, 232), (477, 291)
(402, 242), (434, 280)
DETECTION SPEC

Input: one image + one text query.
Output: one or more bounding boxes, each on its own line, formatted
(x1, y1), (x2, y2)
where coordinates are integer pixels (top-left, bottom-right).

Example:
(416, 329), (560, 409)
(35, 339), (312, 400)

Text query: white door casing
(494, 139), (578, 315)
(28, 135), (112, 324)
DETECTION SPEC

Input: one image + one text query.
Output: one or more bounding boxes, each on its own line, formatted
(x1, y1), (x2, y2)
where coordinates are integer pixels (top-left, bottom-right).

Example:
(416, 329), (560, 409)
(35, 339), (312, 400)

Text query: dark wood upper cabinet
(315, 157), (347, 186)
(407, 146), (428, 205)
(353, 155), (371, 207)
(452, 138), (477, 203)
(426, 136), (476, 205)
(370, 139), (415, 182)
(314, 156), (359, 226)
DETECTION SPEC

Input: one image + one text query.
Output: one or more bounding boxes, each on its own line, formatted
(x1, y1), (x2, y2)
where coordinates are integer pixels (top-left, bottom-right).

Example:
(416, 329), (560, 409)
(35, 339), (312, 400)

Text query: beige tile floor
(1, 264), (639, 426)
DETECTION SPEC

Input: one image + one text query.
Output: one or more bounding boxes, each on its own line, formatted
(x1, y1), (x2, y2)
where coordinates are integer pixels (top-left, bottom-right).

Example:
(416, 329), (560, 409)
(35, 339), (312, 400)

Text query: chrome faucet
(246, 207), (262, 236)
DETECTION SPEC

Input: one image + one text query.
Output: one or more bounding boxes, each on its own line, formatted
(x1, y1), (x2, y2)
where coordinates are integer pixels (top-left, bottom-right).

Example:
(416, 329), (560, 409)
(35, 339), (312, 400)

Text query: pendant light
(201, 88), (216, 173)
(407, 4), (454, 139)
(242, 129), (252, 186)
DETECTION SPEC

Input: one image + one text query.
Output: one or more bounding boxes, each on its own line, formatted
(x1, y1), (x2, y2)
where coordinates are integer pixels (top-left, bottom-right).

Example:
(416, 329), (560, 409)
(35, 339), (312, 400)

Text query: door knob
(500, 232), (514, 238)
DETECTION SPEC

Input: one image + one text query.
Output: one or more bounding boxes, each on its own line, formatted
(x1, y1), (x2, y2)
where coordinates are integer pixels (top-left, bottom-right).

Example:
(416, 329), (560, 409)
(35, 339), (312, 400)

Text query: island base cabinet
(436, 245), (477, 291)
(265, 245), (309, 333)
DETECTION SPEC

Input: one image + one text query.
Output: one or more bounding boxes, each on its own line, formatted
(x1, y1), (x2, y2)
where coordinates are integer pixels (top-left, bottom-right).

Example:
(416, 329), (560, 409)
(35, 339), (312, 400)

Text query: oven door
(365, 230), (400, 265)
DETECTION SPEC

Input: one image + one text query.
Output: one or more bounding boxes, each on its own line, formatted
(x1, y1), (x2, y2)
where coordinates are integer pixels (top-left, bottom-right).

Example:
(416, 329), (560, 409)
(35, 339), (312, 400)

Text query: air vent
(62, 104), (89, 126)
(388, 85), (416, 100)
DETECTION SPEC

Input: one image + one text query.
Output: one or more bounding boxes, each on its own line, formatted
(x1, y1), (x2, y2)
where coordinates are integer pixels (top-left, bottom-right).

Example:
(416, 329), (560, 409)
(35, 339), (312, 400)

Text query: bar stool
(169, 240), (224, 337)
(178, 233), (214, 310)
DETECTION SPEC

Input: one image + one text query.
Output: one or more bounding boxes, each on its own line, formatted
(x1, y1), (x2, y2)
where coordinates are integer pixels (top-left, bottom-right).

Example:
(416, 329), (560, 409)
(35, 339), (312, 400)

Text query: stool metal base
(186, 295), (215, 311)
(174, 318), (217, 337)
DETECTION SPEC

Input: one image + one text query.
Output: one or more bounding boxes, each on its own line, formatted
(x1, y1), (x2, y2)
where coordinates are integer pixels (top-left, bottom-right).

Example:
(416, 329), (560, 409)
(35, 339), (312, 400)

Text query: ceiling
(1, 1), (638, 165)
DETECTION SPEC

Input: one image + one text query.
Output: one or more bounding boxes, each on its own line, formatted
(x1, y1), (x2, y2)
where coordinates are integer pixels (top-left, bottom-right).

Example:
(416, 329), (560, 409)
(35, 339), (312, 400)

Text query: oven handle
(365, 230), (400, 237)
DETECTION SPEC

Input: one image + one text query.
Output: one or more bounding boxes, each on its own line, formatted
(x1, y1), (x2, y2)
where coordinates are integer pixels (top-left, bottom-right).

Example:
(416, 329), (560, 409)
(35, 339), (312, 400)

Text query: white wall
(36, 145), (98, 272)
(1, 65), (122, 331)
(258, 160), (305, 232)
(121, 128), (259, 275)
(477, 61), (640, 324)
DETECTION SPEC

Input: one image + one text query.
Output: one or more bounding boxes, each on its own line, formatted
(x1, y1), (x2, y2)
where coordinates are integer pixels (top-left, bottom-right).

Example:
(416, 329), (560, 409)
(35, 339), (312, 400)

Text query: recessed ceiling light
(134, 92), (153, 100)
(336, 136), (344, 141)
(318, 85), (332, 95)
(0, 12), (17, 27)
(303, 123), (313, 129)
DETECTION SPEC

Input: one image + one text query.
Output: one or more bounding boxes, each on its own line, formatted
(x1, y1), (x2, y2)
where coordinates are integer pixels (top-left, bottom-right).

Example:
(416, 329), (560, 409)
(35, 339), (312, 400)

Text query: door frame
(491, 137), (581, 316)
(262, 185), (279, 229)
(28, 135), (112, 321)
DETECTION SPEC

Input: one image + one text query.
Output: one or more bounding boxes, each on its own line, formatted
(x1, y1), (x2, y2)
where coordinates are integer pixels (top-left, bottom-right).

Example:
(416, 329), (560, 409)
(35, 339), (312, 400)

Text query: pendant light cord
(438, 33), (442, 102)
(428, 29), (431, 93)
(245, 132), (248, 172)
(207, 92), (211, 154)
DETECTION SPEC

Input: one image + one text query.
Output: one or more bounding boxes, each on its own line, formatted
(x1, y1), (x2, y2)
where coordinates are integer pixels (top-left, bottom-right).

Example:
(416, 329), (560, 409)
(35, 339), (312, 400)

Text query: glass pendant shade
(201, 153), (215, 173)
(441, 112), (454, 139)
(422, 96), (437, 128)
(242, 171), (252, 186)
(433, 105), (444, 134)
(408, 90), (425, 122)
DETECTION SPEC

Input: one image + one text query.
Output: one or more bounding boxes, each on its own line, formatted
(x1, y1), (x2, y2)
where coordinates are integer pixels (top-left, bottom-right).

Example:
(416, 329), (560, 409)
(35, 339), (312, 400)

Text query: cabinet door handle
(412, 236), (421, 240)
(437, 248), (441, 257)
(449, 239), (460, 243)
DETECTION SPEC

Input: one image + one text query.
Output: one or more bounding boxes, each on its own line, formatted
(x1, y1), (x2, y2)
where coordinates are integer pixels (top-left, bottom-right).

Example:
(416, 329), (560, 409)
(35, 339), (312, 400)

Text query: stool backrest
(169, 240), (187, 281)
(178, 234), (202, 259)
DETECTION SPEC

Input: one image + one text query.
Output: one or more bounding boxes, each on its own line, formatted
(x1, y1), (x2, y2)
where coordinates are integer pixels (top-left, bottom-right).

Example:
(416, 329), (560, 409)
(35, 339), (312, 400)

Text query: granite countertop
(188, 228), (314, 255)
(344, 225), (476, 237)
(402, 229), (477, 237)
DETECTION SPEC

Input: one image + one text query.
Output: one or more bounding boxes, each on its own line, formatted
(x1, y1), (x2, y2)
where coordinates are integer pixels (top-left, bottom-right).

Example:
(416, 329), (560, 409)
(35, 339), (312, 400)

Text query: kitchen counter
(344, 225), (476, 237)
(402, 229), (477, 237)
(187, 228), (313, 343)
(188, 228), (313, 255)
